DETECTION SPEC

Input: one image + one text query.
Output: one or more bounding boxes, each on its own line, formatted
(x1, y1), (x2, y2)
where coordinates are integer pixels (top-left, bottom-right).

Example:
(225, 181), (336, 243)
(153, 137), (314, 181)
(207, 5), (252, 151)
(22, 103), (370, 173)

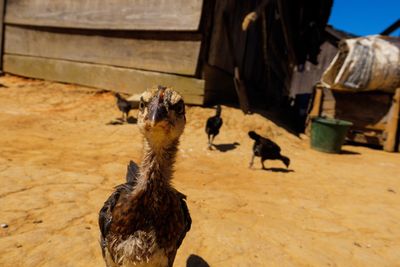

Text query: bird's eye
(173, 100), (185, 114)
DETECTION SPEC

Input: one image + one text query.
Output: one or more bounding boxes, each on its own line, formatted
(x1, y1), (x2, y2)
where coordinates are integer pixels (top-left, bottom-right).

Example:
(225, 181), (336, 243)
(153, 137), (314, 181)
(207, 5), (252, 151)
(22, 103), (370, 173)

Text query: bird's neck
(138, 138), (179, 188)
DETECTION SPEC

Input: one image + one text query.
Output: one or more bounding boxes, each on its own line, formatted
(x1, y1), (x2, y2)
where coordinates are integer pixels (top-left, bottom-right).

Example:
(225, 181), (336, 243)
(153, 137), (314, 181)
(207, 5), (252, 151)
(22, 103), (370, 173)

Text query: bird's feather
(173, 190), (192, 248)
(126, 160), (140, 184)
(249, 131), (281, 154)
(205, 116), (223, 135)
(249, 130), (286, 161)
(99, 183), (134, 257)
(99, 160), (140, 258)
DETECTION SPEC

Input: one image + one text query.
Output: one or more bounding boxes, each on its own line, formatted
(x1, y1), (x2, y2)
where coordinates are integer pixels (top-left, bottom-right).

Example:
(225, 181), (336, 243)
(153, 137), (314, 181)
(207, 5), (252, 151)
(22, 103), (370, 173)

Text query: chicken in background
(115, 92), (136, 122)
(205, 105), (223, 150)
(248, 131), (290, 169)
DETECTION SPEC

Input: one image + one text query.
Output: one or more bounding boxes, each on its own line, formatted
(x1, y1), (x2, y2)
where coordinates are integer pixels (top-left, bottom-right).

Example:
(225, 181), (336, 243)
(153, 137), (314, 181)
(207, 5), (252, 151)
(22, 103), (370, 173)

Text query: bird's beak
(148, 89), (168, 125)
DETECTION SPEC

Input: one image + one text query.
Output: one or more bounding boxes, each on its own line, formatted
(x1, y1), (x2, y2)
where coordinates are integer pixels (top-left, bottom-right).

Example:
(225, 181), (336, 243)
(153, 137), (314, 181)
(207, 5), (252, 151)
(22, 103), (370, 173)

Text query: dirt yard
(0, 75), (399, 267)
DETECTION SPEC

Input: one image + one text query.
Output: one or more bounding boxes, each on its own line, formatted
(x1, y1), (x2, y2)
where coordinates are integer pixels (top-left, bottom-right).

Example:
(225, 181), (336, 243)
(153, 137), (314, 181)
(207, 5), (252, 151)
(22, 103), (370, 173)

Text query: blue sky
(328, 0), (400, 36)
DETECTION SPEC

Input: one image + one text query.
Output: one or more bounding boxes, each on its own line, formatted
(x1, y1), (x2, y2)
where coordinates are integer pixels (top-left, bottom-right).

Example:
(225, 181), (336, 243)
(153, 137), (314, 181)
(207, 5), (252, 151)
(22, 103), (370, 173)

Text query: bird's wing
(206, 117), (223, 132)
(216, 117), (223, 128)
(174, 190), (191, 249)
(98, 183), (134, 257)
(205, 117), (213, 131)
(99, 160), (139, 256)
(261, 138), (281, 153)
(126, 160), (140, 185)
(117, 97), (132, 112)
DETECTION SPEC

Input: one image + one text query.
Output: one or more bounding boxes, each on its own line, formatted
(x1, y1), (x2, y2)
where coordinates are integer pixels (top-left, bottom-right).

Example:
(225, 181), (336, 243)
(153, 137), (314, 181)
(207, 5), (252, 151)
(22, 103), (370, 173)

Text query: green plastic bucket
(310, 117), (353, 153)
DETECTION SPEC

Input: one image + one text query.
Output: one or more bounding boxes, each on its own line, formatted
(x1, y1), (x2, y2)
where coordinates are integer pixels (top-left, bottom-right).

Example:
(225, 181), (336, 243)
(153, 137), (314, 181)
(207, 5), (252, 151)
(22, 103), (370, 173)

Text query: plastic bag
(321, 35), (400, 92)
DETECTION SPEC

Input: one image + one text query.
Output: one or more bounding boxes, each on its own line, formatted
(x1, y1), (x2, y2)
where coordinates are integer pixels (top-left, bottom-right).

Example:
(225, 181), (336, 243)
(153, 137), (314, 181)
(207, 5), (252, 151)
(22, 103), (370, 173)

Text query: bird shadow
(212, 142), (240, 152)
(340, 149), (360, 155)
(345, 140), (383, 151)
(126, 116), (137, 124)
(186, 254), (210, 267)
(262, 167), (294, 173)
(106, 116), (137, 125)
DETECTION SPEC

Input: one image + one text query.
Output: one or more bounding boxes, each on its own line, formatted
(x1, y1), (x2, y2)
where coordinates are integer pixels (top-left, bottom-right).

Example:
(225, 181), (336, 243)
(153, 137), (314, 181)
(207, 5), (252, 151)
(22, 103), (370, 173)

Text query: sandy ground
(0, 75), (399, 267)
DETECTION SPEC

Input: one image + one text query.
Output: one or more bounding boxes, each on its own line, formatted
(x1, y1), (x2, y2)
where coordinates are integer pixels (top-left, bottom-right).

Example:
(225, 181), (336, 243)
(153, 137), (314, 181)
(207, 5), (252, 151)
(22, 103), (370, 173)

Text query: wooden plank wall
(205, 0), (266, 106)
(5, 0), (203, 30)
(0, 0), (5, 71)
(4, 55), (204, 104)
(2, 0), (206, 104)
(289, 42), (338, 96)
(5, 26), (202, 76)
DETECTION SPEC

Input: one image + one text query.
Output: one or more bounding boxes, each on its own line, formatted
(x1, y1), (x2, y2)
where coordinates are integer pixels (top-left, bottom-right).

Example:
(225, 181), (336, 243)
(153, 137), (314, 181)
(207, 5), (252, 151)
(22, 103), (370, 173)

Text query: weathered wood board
(0, 0), (5, 71)
(5, 0), (203, 31)
(3, 55), (204, 105)
(5, 25), (201, 76)
(384, 88), (400, 152)
(333, 91), (392, 130)
(308, 88), (323, 117)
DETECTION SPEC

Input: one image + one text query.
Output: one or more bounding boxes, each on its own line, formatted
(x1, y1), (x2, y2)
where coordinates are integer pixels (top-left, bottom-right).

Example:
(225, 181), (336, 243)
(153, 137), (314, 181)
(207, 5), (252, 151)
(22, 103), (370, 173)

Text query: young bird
(115, 93), (134, 121)
(99, 86), (191, 267)
(248, 131), (290, 169)
(205, 105), (223, 149)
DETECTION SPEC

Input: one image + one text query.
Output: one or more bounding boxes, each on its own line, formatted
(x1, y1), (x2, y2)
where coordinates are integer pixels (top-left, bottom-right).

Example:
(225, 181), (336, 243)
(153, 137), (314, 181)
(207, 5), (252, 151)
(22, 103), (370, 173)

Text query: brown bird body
(99, 86), (191, 267)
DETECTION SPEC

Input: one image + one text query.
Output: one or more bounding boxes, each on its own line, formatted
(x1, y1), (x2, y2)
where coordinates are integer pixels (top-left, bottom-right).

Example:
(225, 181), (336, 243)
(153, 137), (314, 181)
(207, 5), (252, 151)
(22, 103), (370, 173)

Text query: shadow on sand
(126, 116), (138, 124)
(186, 254), (210, 267)
(212, 142), (240, 152)
(106, 116), (137, 125)
(340, 149), (360, 155)
(263, 167), (294, 173)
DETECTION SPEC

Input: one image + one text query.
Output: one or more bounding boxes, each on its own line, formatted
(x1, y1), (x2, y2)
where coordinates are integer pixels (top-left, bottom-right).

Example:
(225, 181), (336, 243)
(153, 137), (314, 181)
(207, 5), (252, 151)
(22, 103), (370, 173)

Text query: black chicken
(205, 105), (223, 149)
(248, 131), (290, 169)
(115, 92), (134, 121)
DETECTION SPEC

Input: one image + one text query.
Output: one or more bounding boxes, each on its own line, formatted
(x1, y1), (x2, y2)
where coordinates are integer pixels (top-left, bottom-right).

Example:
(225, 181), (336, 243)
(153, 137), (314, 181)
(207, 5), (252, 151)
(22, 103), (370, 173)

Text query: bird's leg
(208, 135), (212, 150)
(210, 135), (217, 149)
(261, 159), (266, 170)
(249, 154), (255, 168)
(121, 112), (125, 121)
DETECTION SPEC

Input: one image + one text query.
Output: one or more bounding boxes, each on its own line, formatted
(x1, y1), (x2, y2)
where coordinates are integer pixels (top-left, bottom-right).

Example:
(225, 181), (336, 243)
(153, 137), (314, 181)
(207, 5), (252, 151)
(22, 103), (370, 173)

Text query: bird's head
(215, 105), (222, 116)
(248, 131), (260, 141)
(115, 92), (123, 100)
(282, 156), (290, 168)
(137, 86), (186, 149)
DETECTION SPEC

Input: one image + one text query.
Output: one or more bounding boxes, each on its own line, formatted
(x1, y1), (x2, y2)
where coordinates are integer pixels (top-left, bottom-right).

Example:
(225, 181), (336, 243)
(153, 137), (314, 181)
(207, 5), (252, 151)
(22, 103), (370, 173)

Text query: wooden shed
(0, 0), (333, 107)
(204, 0), (333, 110)
(1, 0), (209, 104)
